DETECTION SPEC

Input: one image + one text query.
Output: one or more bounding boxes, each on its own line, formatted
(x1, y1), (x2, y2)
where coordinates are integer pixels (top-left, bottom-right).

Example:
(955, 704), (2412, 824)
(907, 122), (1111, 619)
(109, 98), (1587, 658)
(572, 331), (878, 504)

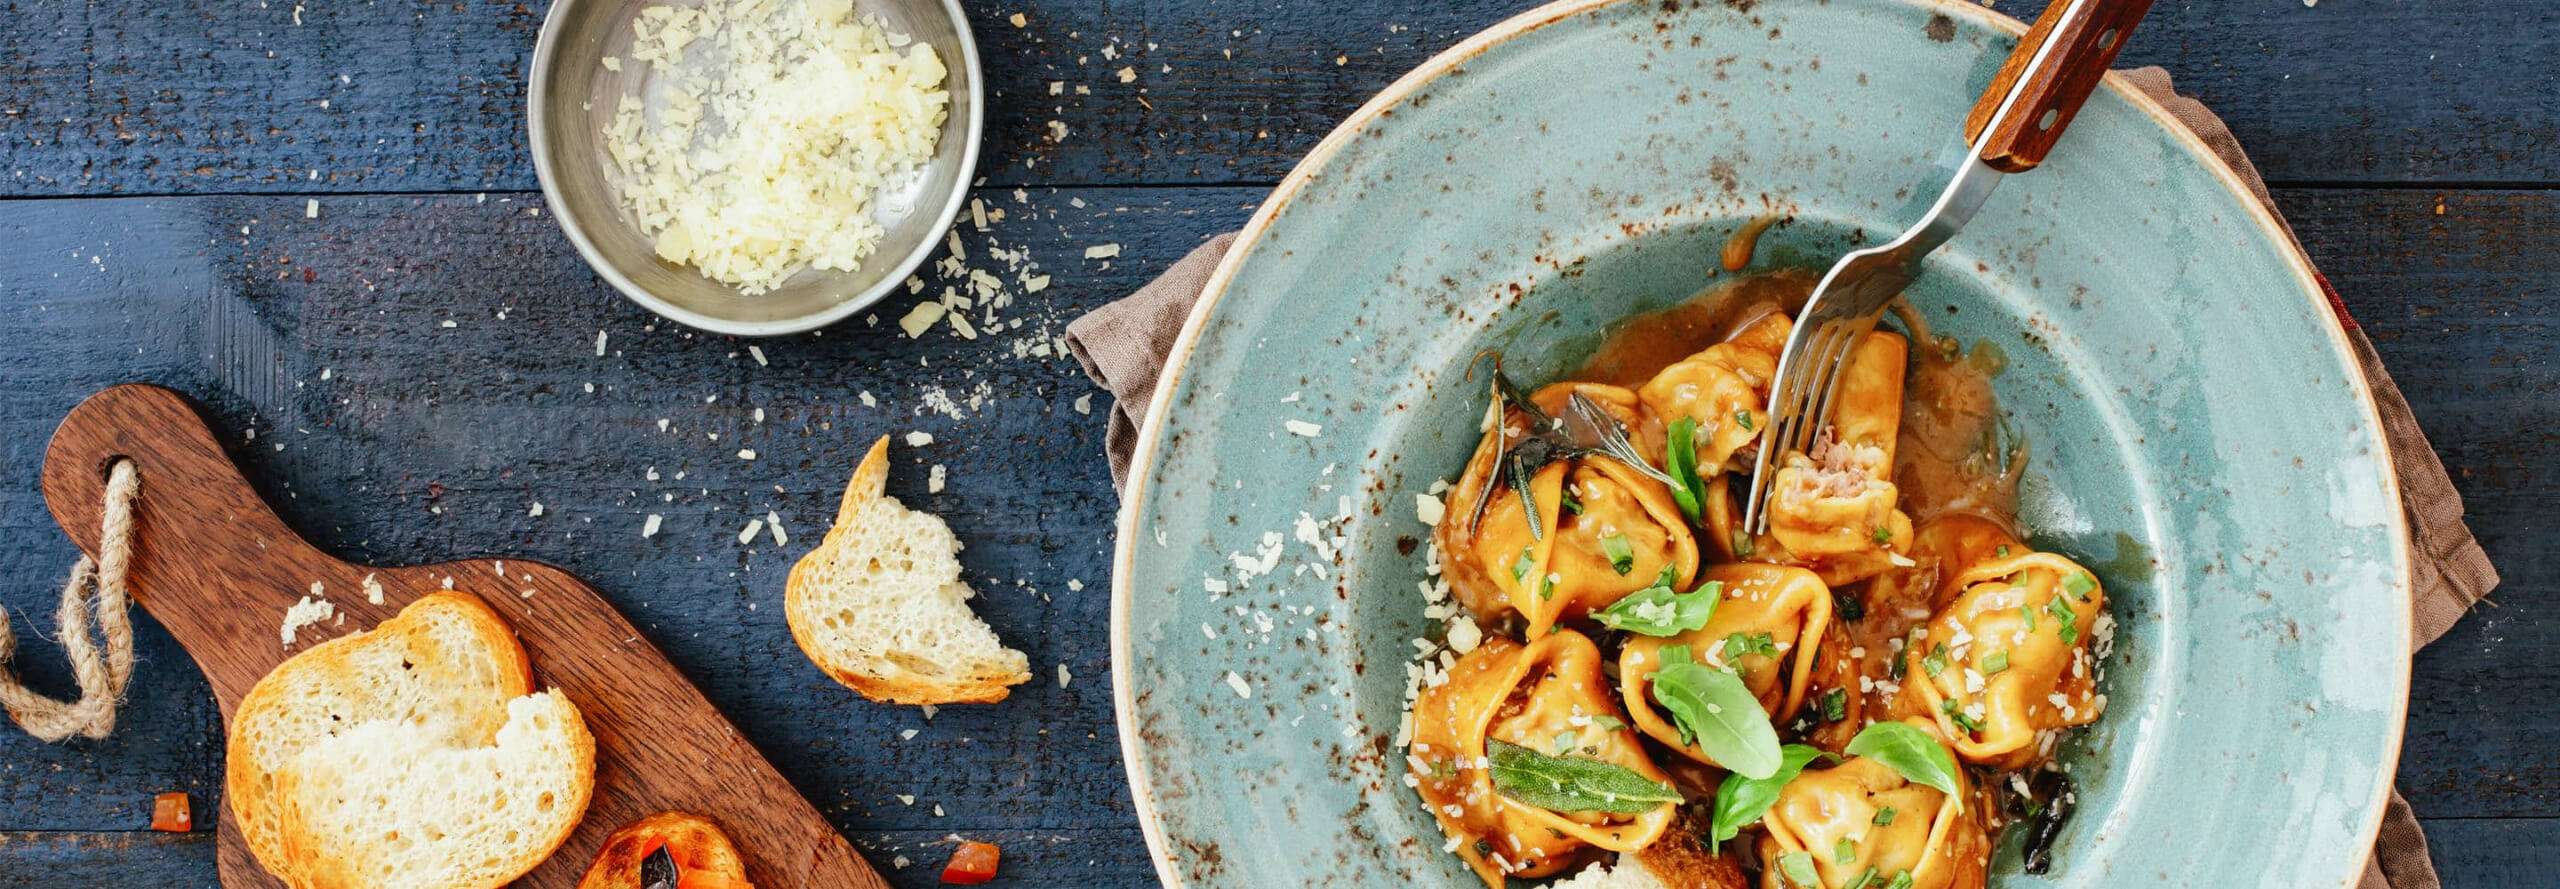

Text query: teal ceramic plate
(1111, 1), (2411, 886)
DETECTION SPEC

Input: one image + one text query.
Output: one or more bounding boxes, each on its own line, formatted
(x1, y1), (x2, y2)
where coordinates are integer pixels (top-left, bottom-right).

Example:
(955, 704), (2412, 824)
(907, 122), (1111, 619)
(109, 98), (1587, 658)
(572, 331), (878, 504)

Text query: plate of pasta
(1109, 1), (2411, 888)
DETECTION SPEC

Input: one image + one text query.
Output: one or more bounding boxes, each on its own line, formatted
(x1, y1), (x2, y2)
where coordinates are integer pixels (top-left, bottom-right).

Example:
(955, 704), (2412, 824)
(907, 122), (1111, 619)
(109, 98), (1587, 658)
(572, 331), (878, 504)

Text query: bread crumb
(361, 573), (386, 605)
(280, 595), (335, 647)
(928, 464), (947, 493)
(1008, 11), (1026, 26)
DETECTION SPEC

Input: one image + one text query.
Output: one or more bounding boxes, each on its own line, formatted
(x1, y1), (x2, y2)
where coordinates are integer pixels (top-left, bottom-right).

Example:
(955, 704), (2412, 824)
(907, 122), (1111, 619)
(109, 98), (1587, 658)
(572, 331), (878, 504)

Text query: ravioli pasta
(1405, 272), (2117, 889)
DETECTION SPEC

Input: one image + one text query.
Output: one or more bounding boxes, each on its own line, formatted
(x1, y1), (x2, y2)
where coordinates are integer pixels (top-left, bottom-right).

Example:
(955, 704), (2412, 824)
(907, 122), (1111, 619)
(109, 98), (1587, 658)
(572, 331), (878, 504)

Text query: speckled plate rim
(1107, 1), (2415, 886)
(526, 0), (985, 337)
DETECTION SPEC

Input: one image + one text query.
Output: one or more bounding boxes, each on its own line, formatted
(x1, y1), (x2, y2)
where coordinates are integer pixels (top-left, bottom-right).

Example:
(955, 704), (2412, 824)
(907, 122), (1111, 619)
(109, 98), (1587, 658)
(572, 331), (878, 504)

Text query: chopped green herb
(1554, 730), (1579, 755)
(1650, 662), (1783, 778)
(1735, 410), (1755, 432)
(1951, 711), (1986, 733)
(1664, 418), (1708, 524)
(1872, 806), (1898, 826)
(2062, 571), (2097, 598)
(1844, 867), (1881, 889)
(1600, 534), (1636, 576)
(1885, 872), (1916, 889)
(1594, 571), (1719, 636)
(1939, 697), (1961, 716)
(1561, 488), (1585, 516)
(1510, 548), (1534, 585)
(2023, 601), (2038, 632)
(1834, 836), (1857, 864)
(1732, 529), (1757, 558)
(1995, 544), (2011, 558)
(1845, 721), (1963, 803)
(1484, 739), (1681, 815)
(1983, 650), (2011, 675)
(1820, 688), (1849, 723)
(1590, 715), (1627, 733)
(1872, 525), (1893, 543)
(1707, 744), (1832, 843)
(1921, 643), (1949, 679)
(1888, 647), (1908, 680)
(1539, 575), (1556, 600)
(1778, 852), (1821, 888)
(2059, 623), (2081, 646)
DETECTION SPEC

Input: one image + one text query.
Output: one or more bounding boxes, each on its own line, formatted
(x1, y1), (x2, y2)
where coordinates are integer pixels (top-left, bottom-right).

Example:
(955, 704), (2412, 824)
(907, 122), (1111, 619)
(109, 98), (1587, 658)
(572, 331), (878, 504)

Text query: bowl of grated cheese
(529, 0), (979, 335)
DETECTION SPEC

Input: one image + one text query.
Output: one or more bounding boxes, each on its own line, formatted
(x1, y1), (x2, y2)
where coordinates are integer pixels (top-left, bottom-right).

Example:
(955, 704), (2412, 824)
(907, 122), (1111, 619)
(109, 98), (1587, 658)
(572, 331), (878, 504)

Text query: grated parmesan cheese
(605, 0), (950, 293)
(281, 595), (335, 647)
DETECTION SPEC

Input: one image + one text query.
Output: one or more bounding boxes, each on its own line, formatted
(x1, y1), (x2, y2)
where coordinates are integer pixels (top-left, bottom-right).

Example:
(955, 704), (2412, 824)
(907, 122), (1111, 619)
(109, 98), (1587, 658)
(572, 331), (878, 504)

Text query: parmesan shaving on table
(606, 0), (949, 293)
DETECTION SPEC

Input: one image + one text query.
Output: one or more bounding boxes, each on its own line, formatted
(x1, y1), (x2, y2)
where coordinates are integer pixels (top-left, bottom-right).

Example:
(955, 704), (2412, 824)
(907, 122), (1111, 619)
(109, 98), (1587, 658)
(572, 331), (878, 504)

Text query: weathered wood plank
(2, 0), (2552, 196)
(0, 187), (1256, 847)
(2283, 187), (2560, 820)
(0, 826), (1158, 888)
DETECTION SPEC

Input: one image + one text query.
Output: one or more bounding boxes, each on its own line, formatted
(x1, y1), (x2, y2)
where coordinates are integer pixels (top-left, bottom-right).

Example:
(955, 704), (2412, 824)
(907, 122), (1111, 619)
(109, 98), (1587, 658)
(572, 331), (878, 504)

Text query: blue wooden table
(1, 0), (2552, 884)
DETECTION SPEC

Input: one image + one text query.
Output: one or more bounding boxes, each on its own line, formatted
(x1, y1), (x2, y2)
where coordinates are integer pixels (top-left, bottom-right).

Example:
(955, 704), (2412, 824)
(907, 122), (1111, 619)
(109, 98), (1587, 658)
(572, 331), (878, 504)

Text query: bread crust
(785, 435), (1030, 706)
(228, 592), (536, 885)
(573, 811), (751, 889)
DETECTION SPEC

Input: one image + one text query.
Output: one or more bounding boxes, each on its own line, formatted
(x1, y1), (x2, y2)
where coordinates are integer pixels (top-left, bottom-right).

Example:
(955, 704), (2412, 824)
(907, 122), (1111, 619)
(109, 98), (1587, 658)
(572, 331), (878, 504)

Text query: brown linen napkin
(1066, 67), (2498, 889)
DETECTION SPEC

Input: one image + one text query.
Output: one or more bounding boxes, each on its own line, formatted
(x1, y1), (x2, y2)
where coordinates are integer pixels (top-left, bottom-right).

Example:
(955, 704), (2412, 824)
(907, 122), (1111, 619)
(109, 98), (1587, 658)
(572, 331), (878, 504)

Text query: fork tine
(1745, 320), (1843, 535)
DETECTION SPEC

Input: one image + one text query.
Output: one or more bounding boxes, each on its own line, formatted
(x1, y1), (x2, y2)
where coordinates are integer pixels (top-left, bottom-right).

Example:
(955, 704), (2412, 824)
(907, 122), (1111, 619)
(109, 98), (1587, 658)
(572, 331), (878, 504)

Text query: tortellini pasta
(1409, 630), (1677, 888)
(1756, 720), (1990, 889)
(1437, 382), (1699, 638)
(1896, 551), (2108, 768)
(1618, 563), (1846, 764)
(1639, 314), (1789, 473)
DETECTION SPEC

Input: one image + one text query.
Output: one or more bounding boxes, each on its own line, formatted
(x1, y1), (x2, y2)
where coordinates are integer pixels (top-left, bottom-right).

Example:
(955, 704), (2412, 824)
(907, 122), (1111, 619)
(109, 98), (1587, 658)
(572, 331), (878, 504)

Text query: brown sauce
(1573, 268), (1818, 388)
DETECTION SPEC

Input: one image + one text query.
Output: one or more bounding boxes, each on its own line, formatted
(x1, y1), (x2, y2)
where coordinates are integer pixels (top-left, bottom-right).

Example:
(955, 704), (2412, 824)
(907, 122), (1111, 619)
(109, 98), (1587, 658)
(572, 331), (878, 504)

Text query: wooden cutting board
(41, 384), (887, 889)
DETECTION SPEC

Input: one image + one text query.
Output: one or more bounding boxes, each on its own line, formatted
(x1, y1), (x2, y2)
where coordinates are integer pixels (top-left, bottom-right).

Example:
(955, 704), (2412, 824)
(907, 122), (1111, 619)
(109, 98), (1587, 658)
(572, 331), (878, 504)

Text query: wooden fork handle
(1963, 0), (2156, 172)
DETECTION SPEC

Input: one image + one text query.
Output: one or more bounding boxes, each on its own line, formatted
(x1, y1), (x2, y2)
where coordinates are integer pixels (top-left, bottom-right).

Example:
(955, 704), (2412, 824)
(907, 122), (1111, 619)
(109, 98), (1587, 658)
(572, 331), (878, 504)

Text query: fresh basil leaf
(1778, 851), (1821, 888)
(1707, 743), (1832, 843)
(1594, 573), (1719, 636)
(1845, 722), (1962, 802)
(1650, 663), (1783, 778)
(1659, 644), (1694, 667)
(1485, 739), (1681, 815)
(1664, 417), (1707, 523)
(1601, 534), (1636, 575)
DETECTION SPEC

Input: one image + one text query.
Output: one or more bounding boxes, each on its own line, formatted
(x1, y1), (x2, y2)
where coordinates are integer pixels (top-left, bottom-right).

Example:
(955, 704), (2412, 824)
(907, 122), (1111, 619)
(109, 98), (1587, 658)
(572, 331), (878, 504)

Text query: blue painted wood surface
(0, 0), (2552, 884)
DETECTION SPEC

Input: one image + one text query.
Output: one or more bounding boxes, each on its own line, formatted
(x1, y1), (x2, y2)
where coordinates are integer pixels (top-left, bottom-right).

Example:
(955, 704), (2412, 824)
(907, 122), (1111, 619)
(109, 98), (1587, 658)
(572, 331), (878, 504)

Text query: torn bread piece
(227, 592), (594, 889)
(787, 435), (1031, 705)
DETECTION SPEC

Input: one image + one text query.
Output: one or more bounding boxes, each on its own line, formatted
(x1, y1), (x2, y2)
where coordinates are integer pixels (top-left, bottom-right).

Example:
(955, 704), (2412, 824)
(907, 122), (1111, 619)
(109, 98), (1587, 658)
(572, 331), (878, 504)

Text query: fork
(1740, 0), (2154, 535)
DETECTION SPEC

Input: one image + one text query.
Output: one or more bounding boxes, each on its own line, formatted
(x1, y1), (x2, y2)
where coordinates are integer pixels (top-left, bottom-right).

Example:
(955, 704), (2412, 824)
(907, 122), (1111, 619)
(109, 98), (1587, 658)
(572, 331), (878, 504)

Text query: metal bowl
(527, 0), (981, 336)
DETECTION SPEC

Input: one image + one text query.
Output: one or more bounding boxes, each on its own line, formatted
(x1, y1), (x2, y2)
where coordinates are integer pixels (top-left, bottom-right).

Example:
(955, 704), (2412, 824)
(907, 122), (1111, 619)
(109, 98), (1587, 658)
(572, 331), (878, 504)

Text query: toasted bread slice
(226, 592), (595, 889)
(575, 811), (751, 889)
(786, 435), (1030, 705)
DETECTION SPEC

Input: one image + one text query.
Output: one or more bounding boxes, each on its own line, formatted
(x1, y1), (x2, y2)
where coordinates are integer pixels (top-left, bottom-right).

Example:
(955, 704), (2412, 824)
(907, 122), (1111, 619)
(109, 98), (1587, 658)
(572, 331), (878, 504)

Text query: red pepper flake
(940, 841), (1000, 884)
(151, 792), (192, 832)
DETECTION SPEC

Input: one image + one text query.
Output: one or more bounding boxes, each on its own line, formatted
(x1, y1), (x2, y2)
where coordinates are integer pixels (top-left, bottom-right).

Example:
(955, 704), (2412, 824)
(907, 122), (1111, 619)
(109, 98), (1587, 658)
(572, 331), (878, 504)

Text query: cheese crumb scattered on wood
(767, 511), (789, 545)
(1072, 393), (1092, 415)
(1008, 11), (1026, 26)
(739, 519), (764, 544)
(1084, 243), (1121, 259)
(305, 199), (319, 219)
(906, 431), (934, 446)
(361, 573), (386, 605)
(738, 448), (757, 461)
(1115, 66), (1137, 83)
(281, 595), (335, 647)
(1284, 419), (1322, 437)
(928, 464), (947, 493)
(605, 0), (950, 292)
(899, 301), (947, 338)
(748, 345), (768, 366)
(643, 514), (664, 537)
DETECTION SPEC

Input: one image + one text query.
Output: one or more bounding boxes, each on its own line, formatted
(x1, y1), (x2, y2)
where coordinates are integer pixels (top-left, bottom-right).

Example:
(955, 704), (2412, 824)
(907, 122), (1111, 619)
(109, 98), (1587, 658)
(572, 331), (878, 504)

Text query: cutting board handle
(44, 384), (327, 576)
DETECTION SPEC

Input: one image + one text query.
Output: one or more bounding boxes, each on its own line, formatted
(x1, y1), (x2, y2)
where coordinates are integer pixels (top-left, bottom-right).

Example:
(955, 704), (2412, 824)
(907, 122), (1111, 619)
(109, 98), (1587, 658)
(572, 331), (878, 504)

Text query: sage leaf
(1650, 662), (1783, 778)
(1708, 743), (1833, 843)
(1486, 739), (1680, 816)
(1845, 721), (1963, 803)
